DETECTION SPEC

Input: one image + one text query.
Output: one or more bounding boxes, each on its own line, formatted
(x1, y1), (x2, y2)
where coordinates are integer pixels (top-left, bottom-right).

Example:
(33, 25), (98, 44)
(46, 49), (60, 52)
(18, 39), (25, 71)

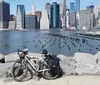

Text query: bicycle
(11, 46), (60, 82)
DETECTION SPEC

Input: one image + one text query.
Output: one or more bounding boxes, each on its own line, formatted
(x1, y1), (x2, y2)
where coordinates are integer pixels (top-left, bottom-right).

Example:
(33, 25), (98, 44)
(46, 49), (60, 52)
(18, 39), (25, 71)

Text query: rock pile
(0, 52), (100, 78)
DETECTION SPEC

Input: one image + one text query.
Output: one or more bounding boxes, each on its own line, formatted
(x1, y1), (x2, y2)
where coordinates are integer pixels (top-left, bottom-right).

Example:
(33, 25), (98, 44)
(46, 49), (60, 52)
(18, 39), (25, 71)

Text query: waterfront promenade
(0, 76), (100, 85)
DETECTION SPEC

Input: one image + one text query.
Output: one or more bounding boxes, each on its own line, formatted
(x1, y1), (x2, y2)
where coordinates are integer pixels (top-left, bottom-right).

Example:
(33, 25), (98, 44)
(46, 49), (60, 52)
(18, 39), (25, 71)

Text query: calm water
(0, 30), (100, 56)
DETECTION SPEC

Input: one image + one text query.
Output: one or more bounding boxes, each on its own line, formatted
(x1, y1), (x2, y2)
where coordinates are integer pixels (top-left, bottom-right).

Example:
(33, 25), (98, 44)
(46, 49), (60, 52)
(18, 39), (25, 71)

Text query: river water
(0, 30), (100, 56)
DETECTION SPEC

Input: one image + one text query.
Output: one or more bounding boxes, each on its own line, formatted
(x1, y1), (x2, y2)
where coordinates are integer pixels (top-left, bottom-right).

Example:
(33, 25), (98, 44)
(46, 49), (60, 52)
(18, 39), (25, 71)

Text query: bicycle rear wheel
(41, 63), (60, 80)
(11, 59), (28, 82)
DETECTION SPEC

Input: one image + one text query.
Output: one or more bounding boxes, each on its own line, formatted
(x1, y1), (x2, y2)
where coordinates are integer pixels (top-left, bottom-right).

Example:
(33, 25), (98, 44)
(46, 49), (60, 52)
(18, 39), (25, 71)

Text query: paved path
(0, 76), (100, 85)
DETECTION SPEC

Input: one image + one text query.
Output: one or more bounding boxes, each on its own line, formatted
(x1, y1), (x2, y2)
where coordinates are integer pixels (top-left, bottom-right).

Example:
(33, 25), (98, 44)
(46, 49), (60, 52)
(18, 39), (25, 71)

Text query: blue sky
(4, 0), (100, 15)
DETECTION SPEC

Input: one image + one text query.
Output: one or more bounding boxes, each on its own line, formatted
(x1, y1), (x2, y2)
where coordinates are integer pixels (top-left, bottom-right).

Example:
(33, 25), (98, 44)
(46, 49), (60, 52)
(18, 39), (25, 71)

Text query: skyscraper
(66, 9), (70, 28)
(50, 2), (60, 28)
(95, 6), (100, 18)
(32, 3), (36, 15)
(62, 0), (66, 28)
(16, 5), (25, 29)
(76, 0), (80, 13)
(79, 10), (91, 30)
(63, 0), (66, 17)
(45, 3), (51, 18)
(70, 2), (75, 12)
(35, 11), (42, 29)
(60, 2), (63, 19)
(69, 12), (77, 28)
(0, 0), (10, 29)
(40, 10), (49, 29)
(59, 2), (63, 28)
(45, 3), (51, 27)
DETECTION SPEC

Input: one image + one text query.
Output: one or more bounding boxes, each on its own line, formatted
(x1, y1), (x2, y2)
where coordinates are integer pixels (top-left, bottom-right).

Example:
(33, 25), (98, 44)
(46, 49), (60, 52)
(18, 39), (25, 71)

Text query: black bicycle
(11, 47), (60, 82)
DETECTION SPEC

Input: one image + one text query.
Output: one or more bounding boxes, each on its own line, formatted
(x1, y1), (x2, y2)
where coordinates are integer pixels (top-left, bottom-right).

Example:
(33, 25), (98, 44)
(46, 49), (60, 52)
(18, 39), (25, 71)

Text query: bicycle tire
(11, 59), (28, 82)
(41, 63), (60, 80)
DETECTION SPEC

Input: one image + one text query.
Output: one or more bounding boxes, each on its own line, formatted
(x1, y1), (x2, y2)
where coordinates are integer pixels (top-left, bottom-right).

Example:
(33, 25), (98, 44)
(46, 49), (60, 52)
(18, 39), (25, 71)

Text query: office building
(50, 2), (60, 28)
(63, 0), (66, 17)
(9, 21), (15, 30)
(25, 15), (38, 30)
(66, 9), (70, 29)
(70, 2), (75, 12)
(60, 2), (63, 19)
(40, 10), (49, 29)
(59, 2), (64, 28)
(45, 3), (51, 18)
(62, 0), (66, 28)
(0, 0), (10, 28)
(79, 10), (91, 30)
(32, 3), (36, 15)
(16, 5), (25, 29)
(90, 13), (95, 29)
(76, 0), (80, 13)
(96, 19), (100, 28)
(69, 12), (77, 28)
(95, 6), (100, 18)
(35, 11), (42, 29)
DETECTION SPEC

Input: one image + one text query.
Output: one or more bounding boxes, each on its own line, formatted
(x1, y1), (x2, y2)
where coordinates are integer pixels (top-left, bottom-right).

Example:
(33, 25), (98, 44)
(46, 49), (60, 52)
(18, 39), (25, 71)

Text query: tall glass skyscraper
(0, 0), (10, 28)
(50, 2), (60, 28)
(45, 3), (51, 18)
(76, 0), (80, 13)
(16, 5), (25, 29)
(70, 2), (75, 12)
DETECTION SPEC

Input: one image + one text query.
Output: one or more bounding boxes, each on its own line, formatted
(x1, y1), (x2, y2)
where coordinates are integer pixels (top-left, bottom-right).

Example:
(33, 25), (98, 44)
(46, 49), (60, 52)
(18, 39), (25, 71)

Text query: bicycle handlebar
(17, 46), (28, 57)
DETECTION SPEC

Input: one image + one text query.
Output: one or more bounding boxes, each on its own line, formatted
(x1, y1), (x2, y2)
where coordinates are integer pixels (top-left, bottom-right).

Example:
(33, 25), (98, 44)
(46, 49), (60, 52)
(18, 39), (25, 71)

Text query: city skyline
(4, 0), (100, 15)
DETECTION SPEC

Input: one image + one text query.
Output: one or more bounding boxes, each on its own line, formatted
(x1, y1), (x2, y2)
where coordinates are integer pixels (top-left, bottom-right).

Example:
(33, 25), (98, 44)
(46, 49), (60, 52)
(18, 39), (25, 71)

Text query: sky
(4, 0), (100, 15)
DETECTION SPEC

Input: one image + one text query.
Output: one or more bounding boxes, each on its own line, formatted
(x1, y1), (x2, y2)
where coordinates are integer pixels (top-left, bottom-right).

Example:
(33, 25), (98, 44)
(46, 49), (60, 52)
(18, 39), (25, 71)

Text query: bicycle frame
(25, 56), (50, 73)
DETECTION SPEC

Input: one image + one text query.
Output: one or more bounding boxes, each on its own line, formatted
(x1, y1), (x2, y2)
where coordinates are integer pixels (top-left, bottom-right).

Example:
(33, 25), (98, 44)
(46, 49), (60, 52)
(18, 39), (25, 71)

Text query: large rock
(57, 54), (76, 76)
(0, 54), (4, 60)
(0, 54), (5, 63)
(27, 53), (42, 58)
(95, 51), (100, 65)
(73, 53), (100, 75)
(0, 62), (14, 78)
(5, 52), (19, 63)
(5, 52), (42, 63)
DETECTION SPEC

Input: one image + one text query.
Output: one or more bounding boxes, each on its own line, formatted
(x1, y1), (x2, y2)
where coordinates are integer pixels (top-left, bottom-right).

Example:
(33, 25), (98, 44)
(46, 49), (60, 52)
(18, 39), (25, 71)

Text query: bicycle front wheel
(11, 59), (28, 82)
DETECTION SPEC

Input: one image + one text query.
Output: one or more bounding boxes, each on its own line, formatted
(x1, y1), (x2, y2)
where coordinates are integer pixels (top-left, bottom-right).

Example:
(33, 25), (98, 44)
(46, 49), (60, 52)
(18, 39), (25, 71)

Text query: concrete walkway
(0, 76), (100, 85)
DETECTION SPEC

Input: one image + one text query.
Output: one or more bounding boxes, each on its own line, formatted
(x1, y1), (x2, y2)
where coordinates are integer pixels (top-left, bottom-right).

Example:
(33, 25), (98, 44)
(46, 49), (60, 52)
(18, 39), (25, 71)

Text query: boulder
(0, 62), (14, 78)
(0, 54), (4, 60)
(95, 51), (100, 65)
(5, 52), (19, 63)
(73, 53), (100, 75)
(73, 53), (95, 64)
(57, 54), (76, 76)
(0, 54), (5, 63)
(5, 52), (42, 63)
